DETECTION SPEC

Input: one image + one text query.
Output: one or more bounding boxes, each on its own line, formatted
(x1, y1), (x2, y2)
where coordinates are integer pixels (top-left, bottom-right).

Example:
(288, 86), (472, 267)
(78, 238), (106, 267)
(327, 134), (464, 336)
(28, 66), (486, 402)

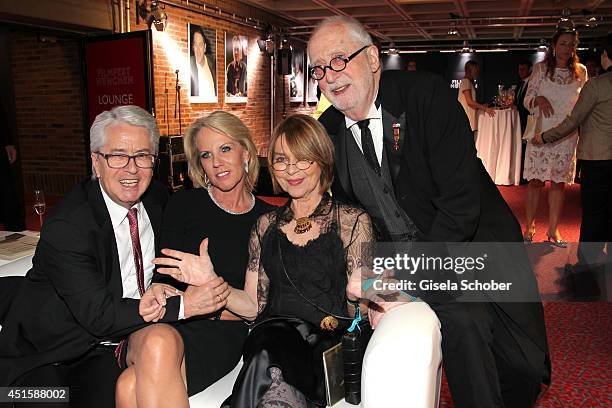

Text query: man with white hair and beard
(311, 16), (550, 408)
(0, 105), (228, 407)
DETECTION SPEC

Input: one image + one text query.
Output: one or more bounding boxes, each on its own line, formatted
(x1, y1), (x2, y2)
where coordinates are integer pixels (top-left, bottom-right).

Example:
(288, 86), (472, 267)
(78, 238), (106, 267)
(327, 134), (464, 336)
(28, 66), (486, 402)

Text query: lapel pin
(392, 122), (401, 151)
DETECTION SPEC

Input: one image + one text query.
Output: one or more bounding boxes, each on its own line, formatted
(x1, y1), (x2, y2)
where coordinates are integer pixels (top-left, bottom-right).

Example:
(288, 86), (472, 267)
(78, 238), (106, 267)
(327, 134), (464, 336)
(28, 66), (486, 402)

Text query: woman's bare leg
(120, 324), (188, 408)
(524, 179), (544, 240)
(116, 366), (137, 408)
(547, 181), (566, 241)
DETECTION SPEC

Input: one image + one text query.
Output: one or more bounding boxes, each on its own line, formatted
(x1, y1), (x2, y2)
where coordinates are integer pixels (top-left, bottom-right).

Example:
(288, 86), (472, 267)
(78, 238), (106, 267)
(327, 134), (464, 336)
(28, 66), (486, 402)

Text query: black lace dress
(227, 194), (373, 408)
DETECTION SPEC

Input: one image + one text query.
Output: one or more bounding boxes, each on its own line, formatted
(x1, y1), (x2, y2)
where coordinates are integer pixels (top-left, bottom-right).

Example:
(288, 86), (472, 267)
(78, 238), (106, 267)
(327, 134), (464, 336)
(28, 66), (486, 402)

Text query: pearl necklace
(207, 189), (255, 215)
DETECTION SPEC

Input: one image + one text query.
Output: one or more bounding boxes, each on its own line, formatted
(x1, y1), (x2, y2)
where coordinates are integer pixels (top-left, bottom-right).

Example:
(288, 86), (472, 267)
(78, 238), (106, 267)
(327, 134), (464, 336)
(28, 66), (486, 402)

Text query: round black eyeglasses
(309, 45), (369, 80)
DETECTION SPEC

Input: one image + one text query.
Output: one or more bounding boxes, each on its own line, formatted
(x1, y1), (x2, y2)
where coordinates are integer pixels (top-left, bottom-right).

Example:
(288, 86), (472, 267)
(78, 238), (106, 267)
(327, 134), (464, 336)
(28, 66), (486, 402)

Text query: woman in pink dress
(523, 28), (587, 246)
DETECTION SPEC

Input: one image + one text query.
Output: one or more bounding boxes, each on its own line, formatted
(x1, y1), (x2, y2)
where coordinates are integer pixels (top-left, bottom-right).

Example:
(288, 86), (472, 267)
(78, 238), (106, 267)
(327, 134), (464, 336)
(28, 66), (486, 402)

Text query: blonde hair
(268, 114), (334, 194)
(184, 111), (259, 191)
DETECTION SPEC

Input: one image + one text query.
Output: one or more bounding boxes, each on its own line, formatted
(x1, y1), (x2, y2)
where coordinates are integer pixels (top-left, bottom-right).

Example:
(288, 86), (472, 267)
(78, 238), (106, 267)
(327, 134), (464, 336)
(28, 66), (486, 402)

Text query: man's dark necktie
(517, 81), (526, 101)
(127, 208), (145, 297)
(357, 119), (380, 175)
(116, 208), (146, 366)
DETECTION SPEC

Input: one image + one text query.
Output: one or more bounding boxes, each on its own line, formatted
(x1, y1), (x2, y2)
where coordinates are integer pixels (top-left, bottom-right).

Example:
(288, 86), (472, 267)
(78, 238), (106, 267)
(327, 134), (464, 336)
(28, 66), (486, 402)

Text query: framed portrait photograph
(289, 48), (305, 103)
(225, 32), (248, 103)
(188, 23), (217, 103)
(306, 55), (319, 103)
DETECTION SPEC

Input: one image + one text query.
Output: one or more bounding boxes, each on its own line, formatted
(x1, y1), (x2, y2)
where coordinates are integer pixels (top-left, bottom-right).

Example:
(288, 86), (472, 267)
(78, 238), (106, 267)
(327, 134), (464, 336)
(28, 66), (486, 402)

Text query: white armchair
(189, 302), (442, 408)
(361, 302), (442, 408)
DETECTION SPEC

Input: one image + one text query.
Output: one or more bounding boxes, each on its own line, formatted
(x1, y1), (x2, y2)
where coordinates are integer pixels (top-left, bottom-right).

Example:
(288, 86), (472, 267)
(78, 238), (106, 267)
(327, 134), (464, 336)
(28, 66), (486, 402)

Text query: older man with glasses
(310, 16), (550, 408)
(0, 105), (225, 407)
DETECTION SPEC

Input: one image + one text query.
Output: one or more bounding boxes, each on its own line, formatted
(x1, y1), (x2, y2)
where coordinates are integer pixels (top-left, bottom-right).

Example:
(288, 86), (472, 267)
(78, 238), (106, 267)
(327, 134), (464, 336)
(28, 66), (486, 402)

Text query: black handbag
(278, 241), (371, 405)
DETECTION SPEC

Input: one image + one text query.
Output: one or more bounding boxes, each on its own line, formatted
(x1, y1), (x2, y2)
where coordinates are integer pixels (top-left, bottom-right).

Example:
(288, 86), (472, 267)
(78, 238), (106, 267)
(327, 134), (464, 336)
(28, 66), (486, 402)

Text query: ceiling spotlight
(257, 24), (274, 54)
(556, 8), (574, 31)
(461, 40), (471, 53)
(583, 10), (599, 28)
(388, 42), (398, 55)
(137, 0), (168, 31)
(447, 13), (461, 38)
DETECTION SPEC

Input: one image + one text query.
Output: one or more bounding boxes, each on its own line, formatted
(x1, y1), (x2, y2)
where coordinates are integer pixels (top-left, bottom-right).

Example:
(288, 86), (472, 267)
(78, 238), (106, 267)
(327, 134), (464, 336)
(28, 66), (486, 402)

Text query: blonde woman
(458, 60), (496, 135)
(522, 28), (587, 246)
(115, 111), (273, 407)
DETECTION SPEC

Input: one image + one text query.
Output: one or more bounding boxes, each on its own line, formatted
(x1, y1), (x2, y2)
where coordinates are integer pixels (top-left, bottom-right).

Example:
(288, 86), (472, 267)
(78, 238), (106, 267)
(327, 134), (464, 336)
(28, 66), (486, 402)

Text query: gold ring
(217, 295), (222, 302)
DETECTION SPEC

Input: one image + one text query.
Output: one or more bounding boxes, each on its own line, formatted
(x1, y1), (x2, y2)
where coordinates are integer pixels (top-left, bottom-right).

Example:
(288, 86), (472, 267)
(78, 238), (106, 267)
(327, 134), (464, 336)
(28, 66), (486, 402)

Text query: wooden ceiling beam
(513, 0), (534, 40)
(384, 0), (433, 40)
(453, 0), (476, 39)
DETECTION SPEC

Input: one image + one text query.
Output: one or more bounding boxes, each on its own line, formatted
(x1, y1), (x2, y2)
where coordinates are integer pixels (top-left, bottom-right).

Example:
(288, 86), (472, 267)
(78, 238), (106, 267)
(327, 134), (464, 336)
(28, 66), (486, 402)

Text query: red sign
(85, 34), (151, 125)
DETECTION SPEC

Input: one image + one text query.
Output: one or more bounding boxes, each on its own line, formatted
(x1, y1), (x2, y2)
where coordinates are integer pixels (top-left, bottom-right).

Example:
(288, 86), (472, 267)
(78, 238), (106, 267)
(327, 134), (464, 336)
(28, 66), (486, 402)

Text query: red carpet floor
(439, 183), (611, 407)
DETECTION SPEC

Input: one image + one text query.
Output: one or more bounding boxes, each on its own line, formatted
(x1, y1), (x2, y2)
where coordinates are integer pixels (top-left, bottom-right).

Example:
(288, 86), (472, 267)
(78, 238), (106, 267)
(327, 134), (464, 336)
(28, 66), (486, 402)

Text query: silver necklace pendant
(208, 189), (255, 215)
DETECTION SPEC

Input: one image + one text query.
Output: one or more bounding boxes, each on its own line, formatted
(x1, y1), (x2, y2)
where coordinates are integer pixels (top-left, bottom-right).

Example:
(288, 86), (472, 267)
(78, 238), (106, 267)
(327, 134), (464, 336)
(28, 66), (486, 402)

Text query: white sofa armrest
(361, 302), (442, 408)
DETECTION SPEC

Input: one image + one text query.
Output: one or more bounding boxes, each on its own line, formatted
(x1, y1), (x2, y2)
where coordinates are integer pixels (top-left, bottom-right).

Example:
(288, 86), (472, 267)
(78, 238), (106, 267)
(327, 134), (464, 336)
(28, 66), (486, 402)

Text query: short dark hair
(603, 33), (612, 57)
(518, 59), (532, 68)
(191, 26), (209, 53)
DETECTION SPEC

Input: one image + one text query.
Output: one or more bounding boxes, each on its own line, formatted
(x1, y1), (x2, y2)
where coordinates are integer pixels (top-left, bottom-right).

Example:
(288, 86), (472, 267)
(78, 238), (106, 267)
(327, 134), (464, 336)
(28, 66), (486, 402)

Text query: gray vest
(345, 130), (419, 242)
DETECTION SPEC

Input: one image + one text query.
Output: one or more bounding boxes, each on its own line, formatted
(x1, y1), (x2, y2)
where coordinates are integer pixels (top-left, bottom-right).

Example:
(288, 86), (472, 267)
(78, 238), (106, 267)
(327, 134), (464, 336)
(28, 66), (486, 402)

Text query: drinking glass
(34, 188), (46, 231)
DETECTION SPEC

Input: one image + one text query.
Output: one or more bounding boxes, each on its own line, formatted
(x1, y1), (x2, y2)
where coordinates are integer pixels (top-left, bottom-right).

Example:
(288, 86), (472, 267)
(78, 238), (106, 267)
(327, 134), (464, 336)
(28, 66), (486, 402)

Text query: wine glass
(34, 188), (46, 231)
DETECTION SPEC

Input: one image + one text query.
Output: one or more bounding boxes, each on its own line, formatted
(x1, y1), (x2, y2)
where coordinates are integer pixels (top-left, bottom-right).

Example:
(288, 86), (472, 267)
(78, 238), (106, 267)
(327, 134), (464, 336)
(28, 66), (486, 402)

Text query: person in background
(458, 60), (495, 136)
(532, 33), (611, 297)
(312, 93), (332, 119)
(0, 100), (25, 231)
(515, 59), (533, 133)
(522, 28), (587, 246)
(584, 55), (602, 78)
(155, 114), (374, 408)
(115, 111), (272, 407)
(406, 59), (417, 71)
(515, 59), (533, 184)
(226, 35), (247, 97)
(190, 27), (217, 100)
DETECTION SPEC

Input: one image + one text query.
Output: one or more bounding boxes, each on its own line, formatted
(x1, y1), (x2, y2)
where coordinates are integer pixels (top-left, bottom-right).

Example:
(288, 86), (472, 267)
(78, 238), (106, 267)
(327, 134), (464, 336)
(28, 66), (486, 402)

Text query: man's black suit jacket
(514, 78), (530, 133)
(0, 179), (178, 386)
(319, 70), (549, 371)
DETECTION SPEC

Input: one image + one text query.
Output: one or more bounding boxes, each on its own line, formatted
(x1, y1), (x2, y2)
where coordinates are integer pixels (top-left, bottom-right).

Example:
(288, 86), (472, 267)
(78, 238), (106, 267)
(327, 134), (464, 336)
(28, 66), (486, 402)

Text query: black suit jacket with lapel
(0, 178), (177, 386)
(514, 78), (530, 132)
(319, 70), (550, 371)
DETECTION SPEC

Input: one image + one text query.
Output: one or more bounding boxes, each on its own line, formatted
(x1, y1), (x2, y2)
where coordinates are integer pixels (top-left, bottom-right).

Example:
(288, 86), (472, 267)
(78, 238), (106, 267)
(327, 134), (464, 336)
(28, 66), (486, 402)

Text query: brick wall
(7, 1), (316, 196)
(9, 30), (86, 196)
(132, 3), (315, 153)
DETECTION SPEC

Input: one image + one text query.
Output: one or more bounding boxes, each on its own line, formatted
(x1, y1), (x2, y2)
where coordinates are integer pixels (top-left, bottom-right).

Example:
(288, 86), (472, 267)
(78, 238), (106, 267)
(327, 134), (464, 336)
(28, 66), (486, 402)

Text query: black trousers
(0, 148), (25, 231)
(431, 302), (546, 408)
(4, 347), (122, 408)
(577, 160), (612, 265)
